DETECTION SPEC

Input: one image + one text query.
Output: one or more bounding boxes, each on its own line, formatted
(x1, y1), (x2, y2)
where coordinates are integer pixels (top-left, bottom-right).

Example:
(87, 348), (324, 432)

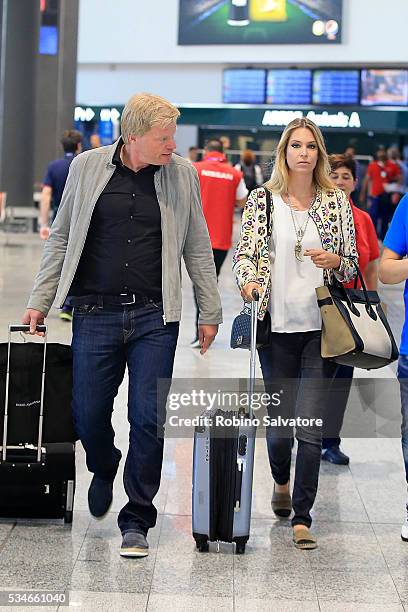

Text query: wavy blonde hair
(264, 117), (333, 193)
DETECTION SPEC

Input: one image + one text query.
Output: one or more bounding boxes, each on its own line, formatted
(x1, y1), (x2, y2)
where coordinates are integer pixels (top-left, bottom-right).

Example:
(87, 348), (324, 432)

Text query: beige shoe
(271, 483), (292, 518)
(293, 527), (317, 550)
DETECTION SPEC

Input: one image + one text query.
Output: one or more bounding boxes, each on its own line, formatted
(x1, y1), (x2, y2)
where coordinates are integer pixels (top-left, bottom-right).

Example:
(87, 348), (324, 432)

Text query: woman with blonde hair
(233, 117), (357, 549)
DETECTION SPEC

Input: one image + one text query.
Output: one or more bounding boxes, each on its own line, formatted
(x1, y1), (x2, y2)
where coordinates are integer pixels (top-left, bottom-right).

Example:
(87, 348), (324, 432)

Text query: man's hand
(22, 309), (46, 336)
(304, 249), (341, 270)
(198, 324), (218, 355)
(241, 281), (262, 302)
(39, 226), (50, 241)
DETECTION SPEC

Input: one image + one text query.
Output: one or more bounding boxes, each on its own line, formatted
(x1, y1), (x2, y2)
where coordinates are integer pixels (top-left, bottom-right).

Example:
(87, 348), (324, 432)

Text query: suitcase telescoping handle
(1, 324), (48, 462)
(248, 289), (259, 420)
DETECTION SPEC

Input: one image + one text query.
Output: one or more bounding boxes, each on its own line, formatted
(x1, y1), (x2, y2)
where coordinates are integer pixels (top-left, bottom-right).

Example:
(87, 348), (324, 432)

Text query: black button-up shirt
(70, 139), (162, 299)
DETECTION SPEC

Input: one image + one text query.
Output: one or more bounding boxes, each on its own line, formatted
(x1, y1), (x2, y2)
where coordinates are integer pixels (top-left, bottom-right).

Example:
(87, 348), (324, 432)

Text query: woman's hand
(304, 249), (341, 270)
(241, 281), (262, 302)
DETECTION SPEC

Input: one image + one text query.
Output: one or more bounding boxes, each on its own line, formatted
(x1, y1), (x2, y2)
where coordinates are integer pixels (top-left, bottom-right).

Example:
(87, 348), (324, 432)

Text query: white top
(268, 194), (324, 333)
(236, 178), (249, 200)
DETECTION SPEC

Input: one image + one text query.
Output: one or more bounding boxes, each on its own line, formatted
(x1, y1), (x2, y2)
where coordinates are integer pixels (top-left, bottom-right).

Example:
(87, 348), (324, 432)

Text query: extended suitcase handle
(9, 325), (47, 333)
(251, 289), (260, 301)
(248, 292), (259, 420)
(1, 325), (48, 462)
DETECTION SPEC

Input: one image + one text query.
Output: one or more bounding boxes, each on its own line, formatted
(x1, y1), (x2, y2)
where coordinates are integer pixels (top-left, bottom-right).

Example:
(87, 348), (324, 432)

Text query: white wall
(77, 0), (408, 104)
(76, 64), (223, 105)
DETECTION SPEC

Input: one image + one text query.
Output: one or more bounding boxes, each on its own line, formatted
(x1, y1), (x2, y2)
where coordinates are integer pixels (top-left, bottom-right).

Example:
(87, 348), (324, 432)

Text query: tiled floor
(0, 230), (407, 611)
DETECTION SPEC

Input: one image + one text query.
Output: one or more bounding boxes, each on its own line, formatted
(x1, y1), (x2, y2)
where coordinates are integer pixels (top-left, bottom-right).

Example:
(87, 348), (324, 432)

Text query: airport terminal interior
(1, 0), (408, 610)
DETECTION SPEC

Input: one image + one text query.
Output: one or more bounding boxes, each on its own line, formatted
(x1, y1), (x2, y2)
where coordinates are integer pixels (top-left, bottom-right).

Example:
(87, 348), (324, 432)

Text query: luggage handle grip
(9, 325), (47, 333)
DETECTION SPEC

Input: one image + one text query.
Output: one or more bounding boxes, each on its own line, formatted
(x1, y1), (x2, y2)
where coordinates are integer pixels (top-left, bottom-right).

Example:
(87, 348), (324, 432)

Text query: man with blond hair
(22, 93), (222, 558)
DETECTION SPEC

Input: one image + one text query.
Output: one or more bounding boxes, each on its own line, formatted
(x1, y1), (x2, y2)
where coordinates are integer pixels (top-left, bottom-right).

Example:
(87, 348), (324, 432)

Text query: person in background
(388, 146), (408, 198)
(186, 146), (199, 163)
(219, 135), (232, 161)
(39, 129), (83, 321)
(235, 149), (264, 193)
(233, 118), (357, 550)
(90, 133), (101, 149)
(322, 154), (380, 465)
(379, 194), (408, 543)
(192, 138), (247, 347)
(23, 92), (222, 558)
(344, 145), (361, 201)
(360, 146), (401, 241)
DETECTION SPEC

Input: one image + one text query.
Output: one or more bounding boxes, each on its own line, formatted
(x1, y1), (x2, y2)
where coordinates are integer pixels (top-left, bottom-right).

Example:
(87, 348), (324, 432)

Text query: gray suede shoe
(271, 483), (292, 518)
(120, 532), (149, 558)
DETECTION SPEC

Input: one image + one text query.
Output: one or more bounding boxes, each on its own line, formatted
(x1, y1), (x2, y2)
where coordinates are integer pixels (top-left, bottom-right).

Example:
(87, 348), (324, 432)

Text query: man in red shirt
(192, 139), (248, 346)
(360, 146), (401, 241)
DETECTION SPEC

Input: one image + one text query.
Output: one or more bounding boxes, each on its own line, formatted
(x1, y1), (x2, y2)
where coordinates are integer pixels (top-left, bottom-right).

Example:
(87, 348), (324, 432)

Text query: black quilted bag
(230, 306), (271, 349)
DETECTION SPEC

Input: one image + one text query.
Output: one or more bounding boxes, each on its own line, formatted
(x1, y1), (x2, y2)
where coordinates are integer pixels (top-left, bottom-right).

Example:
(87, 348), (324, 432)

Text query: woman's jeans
(396, 355), (408, 483)
(71, 300), (179, 536)
(258, 331), (338, 528)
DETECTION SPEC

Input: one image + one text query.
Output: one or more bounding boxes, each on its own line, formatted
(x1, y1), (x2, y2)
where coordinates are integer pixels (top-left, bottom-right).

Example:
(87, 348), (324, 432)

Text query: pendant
(295, 242), (303, 262)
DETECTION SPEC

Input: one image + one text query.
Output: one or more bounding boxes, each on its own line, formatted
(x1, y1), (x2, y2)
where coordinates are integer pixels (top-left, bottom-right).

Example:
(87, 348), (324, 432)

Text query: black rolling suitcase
(192, 294), (258, 554)
(0, 325), (76, 523)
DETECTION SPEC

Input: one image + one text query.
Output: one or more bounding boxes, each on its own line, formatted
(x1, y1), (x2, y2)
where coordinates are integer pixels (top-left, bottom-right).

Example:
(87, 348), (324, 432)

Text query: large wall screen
(178, 0), (343, 45)
(361, 70), (408, 107)
(313, 70), (360, 105)
(267, 70), (312, 105)
(223, 69), (266, 103)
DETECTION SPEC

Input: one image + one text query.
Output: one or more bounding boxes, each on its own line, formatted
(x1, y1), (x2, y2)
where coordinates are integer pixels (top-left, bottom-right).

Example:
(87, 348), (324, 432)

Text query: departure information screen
(223, 69), (266, 104)
(313, 70), (360, 105)
(267, 70), (312, 105)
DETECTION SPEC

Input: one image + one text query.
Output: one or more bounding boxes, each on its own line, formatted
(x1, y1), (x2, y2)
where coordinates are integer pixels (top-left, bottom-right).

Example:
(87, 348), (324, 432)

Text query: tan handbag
(316, 264), (398, 370)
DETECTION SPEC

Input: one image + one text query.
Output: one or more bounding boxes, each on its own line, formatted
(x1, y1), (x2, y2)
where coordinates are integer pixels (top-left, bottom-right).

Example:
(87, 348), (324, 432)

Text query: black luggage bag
(0, 325), (76, 523)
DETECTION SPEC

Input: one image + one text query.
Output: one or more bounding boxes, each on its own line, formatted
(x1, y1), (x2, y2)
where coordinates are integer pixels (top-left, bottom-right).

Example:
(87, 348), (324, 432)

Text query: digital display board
(266, 70), (312, 105)
(313, 70), (360, 105)
(361, 70), (408, 106)
(39, 0), (58, 55)
(178, 0), (343, 45)
(223, 69), (266, 103)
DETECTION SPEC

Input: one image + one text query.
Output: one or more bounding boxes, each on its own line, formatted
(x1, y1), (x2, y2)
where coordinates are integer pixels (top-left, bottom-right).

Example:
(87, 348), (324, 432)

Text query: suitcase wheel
(197, 541), (209, 553)
(235, 543), (246, 555)
(64, 510), (73, 524)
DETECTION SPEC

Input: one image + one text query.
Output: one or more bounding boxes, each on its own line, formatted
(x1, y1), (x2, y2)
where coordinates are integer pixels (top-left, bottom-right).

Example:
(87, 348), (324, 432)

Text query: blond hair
(121, 93), (180, 142)
(264, 117), (333, 193)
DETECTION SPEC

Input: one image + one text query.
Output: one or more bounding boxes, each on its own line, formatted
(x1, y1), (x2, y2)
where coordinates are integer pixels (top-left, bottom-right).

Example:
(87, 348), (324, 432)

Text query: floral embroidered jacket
(232, 186), (358, 320)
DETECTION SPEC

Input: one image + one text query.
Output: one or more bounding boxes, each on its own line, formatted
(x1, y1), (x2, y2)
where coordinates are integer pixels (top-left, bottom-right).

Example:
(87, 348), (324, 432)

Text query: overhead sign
(75, 107), (121, 122)
(262, 109), (362, 129)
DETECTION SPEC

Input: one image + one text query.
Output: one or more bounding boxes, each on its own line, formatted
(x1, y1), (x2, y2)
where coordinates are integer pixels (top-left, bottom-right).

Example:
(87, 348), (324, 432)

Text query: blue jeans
(258, 331), (338, 528)
(368, 193), (393, 241)
(396, 355), (408, 483)
(71, 300), (179, 535)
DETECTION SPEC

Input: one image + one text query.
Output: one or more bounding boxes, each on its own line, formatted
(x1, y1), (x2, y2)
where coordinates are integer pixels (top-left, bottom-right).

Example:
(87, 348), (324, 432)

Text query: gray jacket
(27, 141), (223, 325)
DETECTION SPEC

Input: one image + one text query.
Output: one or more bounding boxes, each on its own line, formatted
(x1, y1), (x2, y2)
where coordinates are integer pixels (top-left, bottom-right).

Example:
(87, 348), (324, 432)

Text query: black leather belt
(70, 294), (159, 308)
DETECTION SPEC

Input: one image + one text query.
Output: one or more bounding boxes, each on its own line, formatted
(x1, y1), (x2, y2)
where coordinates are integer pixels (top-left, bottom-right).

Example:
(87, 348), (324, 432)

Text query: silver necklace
(287, 194), (313, 262)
